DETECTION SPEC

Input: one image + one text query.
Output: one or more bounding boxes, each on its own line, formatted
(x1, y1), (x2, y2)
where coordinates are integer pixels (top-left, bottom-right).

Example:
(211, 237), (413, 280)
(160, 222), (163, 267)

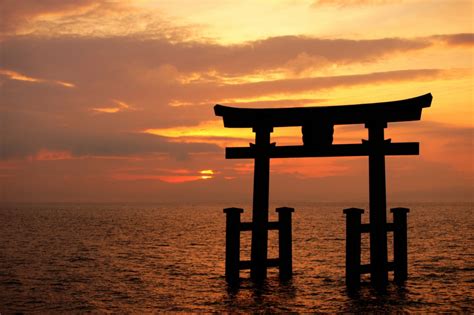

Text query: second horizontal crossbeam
(226, 143), (419, 159)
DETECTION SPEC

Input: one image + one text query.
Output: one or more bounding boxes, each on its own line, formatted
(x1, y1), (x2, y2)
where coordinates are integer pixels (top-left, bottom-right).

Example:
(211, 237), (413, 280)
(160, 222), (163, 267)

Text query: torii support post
(251, 126), (273, 282)
(344, 208), (364, 289)
(276, 207), (294, 281)
(391, 207), (410, 284)
(366, 122), (389, 289)
(224, 207), (243, 285)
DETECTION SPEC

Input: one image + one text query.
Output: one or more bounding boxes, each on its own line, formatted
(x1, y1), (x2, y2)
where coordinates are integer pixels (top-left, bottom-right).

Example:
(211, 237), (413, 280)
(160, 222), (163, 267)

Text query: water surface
(0, 202), (472, 312)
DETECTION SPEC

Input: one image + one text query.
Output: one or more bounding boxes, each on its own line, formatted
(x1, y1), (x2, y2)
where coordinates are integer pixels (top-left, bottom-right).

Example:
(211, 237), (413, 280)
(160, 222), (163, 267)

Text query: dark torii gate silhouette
(215, 93), (432, 290)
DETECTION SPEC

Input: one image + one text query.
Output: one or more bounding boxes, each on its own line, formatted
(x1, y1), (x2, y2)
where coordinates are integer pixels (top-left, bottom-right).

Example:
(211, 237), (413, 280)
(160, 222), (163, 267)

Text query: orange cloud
(32, 149), (73, 161)
(0, 0), (97, 34)
(0, 69), (75, 88)
(434, 33), (474, 47)
(312, 0), (400, 7)
(176, 69), (467, 103)
(91, 99), (135, 114)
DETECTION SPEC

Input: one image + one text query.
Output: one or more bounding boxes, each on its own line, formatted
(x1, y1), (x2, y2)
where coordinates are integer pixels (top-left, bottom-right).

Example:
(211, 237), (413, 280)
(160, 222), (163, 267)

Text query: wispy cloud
(91, 99), (135, 114)
(0, 35), (434, 80)
(433, 33), (474, 47)
(176, 68), (466, 102)
(312, 0), (402, 7)
(0, 69), (75, 88)
(1, 111), (220, 160)
(0, 0), (98, 34)
(0, 0), (200, 41)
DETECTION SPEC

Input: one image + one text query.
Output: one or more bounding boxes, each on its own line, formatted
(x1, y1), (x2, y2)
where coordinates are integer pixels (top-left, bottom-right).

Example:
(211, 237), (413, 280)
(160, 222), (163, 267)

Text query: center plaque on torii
(215, 93), (432, 290)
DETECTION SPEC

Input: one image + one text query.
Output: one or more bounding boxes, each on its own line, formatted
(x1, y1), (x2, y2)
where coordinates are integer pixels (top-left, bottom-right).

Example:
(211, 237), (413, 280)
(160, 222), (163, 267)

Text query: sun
(200, 169), (214, 180)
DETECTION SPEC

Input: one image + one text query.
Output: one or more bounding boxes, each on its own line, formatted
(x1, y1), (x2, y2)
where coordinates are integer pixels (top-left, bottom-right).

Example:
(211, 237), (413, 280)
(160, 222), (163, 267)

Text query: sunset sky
(1, 0), (472, 203)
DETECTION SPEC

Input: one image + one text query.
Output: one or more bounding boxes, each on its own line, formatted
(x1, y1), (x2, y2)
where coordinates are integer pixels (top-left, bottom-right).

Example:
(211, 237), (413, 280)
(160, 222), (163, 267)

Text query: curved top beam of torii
(214, 93), (432, 128)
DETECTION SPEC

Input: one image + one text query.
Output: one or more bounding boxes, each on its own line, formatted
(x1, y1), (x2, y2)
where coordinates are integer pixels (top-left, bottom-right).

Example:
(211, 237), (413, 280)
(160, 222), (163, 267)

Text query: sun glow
(144, 120), (307, 147)
(112, 169), (217, 183)
(145, 120), (245, 138)
(200, 169), (214, 180)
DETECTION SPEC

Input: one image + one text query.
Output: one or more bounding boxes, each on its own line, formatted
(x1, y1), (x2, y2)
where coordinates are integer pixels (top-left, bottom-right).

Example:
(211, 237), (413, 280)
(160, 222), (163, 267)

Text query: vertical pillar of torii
(250, 126), (272, 281)
(366, 122), (389, 289)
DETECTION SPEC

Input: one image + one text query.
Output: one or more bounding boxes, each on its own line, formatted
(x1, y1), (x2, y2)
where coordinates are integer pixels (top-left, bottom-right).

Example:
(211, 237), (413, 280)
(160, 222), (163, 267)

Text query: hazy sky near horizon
(1, 0), (472, 202)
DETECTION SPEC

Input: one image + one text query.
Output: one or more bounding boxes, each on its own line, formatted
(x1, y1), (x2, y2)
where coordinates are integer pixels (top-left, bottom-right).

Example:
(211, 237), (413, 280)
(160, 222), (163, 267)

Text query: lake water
(0, 202), (473, 312)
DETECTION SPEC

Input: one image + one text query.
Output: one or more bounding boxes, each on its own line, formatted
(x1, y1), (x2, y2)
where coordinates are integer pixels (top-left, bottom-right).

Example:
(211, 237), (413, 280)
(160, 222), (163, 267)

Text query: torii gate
(215, 93), (432, 290)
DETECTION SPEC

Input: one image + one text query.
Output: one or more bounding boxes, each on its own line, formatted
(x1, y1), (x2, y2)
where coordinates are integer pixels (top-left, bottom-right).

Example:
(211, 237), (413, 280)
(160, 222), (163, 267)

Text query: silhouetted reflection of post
(366, 122), (389, 289)
(251, 126), (272, 282)
(391, 207), (409, 284)
(224, 207), (243, 285)
(277, 207), (294, 281)
(344, 208), (364, 289)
